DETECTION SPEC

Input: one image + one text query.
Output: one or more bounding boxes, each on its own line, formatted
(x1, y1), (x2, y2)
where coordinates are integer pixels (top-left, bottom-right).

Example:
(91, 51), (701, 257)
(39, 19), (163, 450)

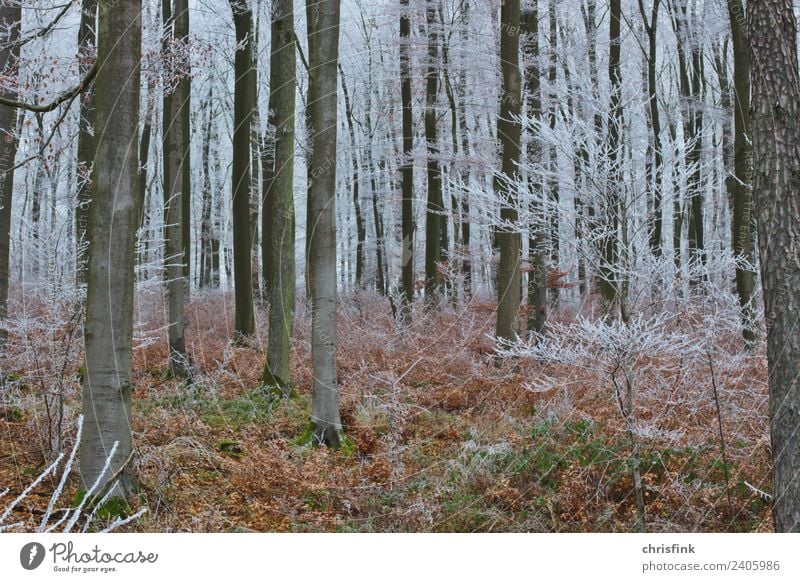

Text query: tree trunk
(748, 0), (800, 532)
(727, 0), (756, 346)
(639, 0), (663, 257)
(163, 0), (190, 375)
(522, 0), (546, 337)
(339, 67), (365, 287)
(424, 2), (442, 304)
(546, 0), (559, 307)
(229, 0), (256, 337)
(200, 89), (214, 289)
(0, 1), (20, 356)
(599, 0), (623, 311)
(75, 0), (97, 287)
(495, 0), (522, 341)
(262, 0), (296, 396)
(399, 0), (414, 319)
(306, 0), (342, 446)
(81, 0), (141, 501)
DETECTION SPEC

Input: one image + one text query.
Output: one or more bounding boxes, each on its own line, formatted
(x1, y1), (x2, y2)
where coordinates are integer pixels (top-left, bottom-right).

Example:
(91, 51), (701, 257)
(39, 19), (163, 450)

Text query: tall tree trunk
(229, 0), (256, 337)
(200, 89), (214, 289)
(495, 0), (522, 341)
(163, 0), (190, 375)
(0, 1), (20, 356)
(600, 0), (623, 311)
(75, 0), (97, 287)
(671, 1), (705, 285)
(399, 0), (414, 319)
(306, 0), (342, 446)
(137, 92), (153, 279)
(639, 0), (663, 257)
(748, 0), (800, 532)
(546, 0), (559, 307)
(522, 0), (546, 336)
(81, 0), (141, 501)
(424, 2), (442, 304)
(727, 0), (756, 346)
(339, 67), (365, 287)
(262, 0), (296, 396)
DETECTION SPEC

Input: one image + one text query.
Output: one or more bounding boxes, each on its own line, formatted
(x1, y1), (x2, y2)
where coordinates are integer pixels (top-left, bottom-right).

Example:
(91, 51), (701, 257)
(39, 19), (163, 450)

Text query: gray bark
(262, 0), (296, 396)
(80, 0), (142, 501)
(748, 0), (800, 533)
(306, 0), (343, 446)
(0, 1), (20, 356)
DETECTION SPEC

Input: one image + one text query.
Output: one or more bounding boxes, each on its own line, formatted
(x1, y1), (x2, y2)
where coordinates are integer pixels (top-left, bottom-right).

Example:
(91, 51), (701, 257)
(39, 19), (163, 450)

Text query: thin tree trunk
(639, 0), (663, 257)
(0, 2), (20, 356)
(727, 0), (756, 346)
(522, 0), (546, 336)
(200, 89), (214, 289)
(399, 0), (414, 319)
(495, 0), (522, 341)
(81, 0), (141, 501)
(339, 66), (365, 287)
(546, 0), (559, 307)
(163, 0), (189, 376)
(306, 0), (342, 446)
(75, 0), (97, 287)
(262, 0), (296, 396)
(600, 0), (623, 311)
(229, 0), (256, 337)
(424, 2), (442, 304)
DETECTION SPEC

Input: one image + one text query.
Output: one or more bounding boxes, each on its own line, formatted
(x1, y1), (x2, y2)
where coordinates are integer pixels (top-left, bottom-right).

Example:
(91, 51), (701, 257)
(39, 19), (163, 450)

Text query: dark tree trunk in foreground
(81, 0), (141, 501)
(495, 0), (522, 341)
(306, 0), (343, 446)
(522, 0), (546, 337)
(163, 0), (190, 376)
(726, 0), (756, 346)
(229, 0), (256, 337)
(424, 2), (442, 304)
(0, 2), (20, 357)
(639, 0), (663, 257)
(75, 0), (97, 287)
(748, 0), (800, 533)
(399, 0), (414, 320)
(262, 0), (296, 396)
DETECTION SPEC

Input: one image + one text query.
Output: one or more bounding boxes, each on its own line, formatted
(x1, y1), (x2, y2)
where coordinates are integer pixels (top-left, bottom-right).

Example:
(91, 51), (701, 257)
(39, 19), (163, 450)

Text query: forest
(0, 0), (799, 534)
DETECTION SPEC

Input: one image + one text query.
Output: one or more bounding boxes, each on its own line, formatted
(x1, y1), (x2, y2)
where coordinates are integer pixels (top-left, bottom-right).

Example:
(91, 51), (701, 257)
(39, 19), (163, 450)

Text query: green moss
(293, 423), (351, 452)
(201, 388), (277, 429)
(217, 440), (245, 459)
(259, 367), (296, 399)
(0, 406), (24, 422)
(72, 489), (131, 521)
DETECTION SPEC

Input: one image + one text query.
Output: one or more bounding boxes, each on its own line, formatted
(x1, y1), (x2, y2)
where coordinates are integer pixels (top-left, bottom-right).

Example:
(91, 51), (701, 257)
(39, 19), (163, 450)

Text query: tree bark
(399, 0), (414, 319)
(306, 0), (342, 446)
(726, 0), (756, 346)
(0, 1), (20, 356)
(163, 0), (190, 375)
(262, 0), (296, 396)
(522, 0), (546, 337)
(748, 0), (800, 532)
(424, 2), (443, 304)
(229, 0), (256, 337)
(75, 0), (97, 287)
(639, 0), (663, 257)
(81, 0), (141, 501)
(495, 0), (522, 341)
(339, 67), (365, 287)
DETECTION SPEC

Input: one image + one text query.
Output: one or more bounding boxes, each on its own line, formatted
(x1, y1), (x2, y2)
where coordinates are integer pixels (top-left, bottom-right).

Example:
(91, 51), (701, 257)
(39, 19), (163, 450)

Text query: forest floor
(0, 287), (773, 532)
